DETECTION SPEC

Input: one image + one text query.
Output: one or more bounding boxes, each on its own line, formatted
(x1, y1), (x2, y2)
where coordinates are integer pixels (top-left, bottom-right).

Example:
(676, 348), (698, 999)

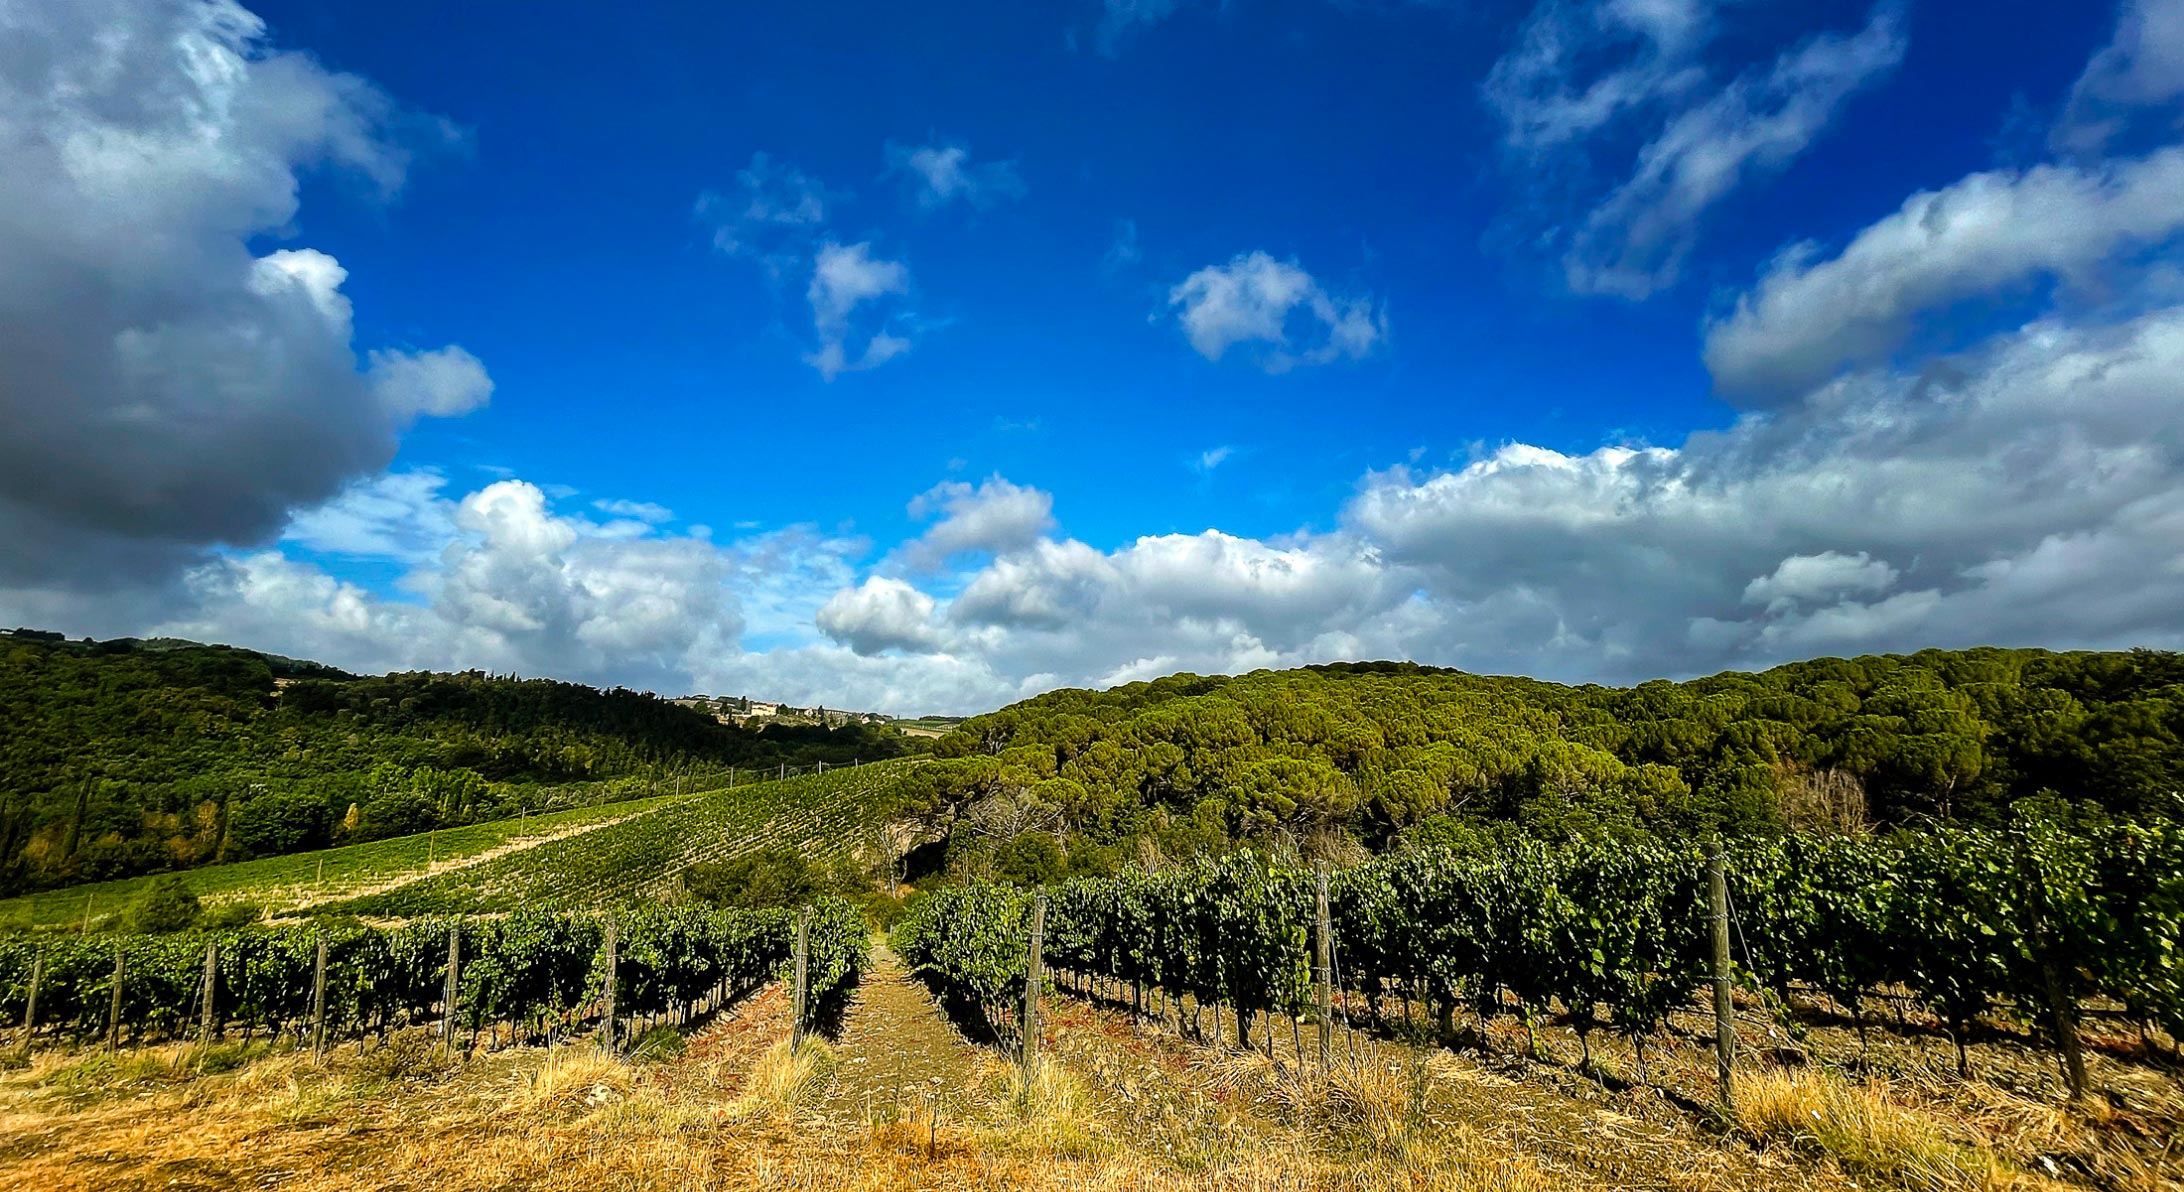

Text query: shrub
(128, 874), (200, 933)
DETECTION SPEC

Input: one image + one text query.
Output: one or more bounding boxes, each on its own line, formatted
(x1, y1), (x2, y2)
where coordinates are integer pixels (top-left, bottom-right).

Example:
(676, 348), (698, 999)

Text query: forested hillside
(0, 630), (915, 894)
(913, 648), (2184, 878)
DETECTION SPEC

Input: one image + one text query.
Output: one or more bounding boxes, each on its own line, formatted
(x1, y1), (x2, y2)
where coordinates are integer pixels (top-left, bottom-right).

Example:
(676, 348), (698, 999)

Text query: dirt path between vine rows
(812, 940), (989, 1124)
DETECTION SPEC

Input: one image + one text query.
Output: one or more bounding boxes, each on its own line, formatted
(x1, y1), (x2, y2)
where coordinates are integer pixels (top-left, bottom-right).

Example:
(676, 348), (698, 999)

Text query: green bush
(127, 874), (199, 933)
(684, 848), (823, 909)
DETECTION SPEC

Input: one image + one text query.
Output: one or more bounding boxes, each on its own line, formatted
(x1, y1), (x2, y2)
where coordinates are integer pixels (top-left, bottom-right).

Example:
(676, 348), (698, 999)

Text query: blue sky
(4, 0), (2183, 713)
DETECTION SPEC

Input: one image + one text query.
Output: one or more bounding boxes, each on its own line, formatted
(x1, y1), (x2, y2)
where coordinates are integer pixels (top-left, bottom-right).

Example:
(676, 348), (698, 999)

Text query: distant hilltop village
(672, 694), (959, 738)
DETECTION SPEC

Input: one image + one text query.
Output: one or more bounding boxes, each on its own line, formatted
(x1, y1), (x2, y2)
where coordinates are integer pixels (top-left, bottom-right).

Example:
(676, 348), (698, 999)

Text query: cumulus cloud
(804, 241), (913, 380)
(817, 577), (942, 654)
(368, 345), (494, 418)
(1704, 146), (2184, 400)
(1168, 252), (1385, 371)
(16, 0), (2184, 721)
(1741, 551), (1898, 615)
(1487, 1), (1905, 297)
(1354, 304), (2184, 675)
(698, 157), (919, 379)
(0, 0), (482, 587)
(2055, 0), (2184, 154)
(160, 480), (749, 692)
(35, 284), (2184, 714)
(885, 140), (1025, 211)
(897, 476), (1057, 572)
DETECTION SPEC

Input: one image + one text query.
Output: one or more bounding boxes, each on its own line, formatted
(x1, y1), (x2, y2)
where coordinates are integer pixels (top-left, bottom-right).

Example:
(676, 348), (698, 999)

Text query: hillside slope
(0, 629), (915, 894)
(913, 647), (2184, 875)
(0, 761), (928, 926)
(326, 760), (926, 916)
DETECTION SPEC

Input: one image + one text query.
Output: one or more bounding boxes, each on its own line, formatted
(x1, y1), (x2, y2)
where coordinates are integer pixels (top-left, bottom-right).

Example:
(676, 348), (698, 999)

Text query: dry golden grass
(991, 1055), (1105, 1157)
(722, 1035), (835, 1120)
(508, 1043), (637, 1116)
(1, 1011), (2126, 1192)
(1738, 1065), (2028, 1192)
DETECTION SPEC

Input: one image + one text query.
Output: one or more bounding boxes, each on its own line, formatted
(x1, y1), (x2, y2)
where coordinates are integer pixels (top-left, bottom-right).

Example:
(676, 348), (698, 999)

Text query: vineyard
(0, 900), (866, 1052)
(0, 792), (694, 932)
(0, 761), (923, 931)
(896, 810), (2184, 1099)
(324, 760), (926, 916)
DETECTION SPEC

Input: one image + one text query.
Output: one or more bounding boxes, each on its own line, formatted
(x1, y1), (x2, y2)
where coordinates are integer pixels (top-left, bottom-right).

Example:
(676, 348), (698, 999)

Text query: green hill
(909, 647), (2184, 878)
(324, 760), (926, 916)
(0, 629), (919, 895)
(0, 760), (929, 928)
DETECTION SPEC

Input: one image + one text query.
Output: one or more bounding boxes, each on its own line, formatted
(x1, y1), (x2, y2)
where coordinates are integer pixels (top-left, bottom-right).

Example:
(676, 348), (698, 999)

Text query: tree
(686, 848), (824, 909)
(993, 833), (1066, 886)
(227, 788), (332, 858)
(129, 873), (200, 933)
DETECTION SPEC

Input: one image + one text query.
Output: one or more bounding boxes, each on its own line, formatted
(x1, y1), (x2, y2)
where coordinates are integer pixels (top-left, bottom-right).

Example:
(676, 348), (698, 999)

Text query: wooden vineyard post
(1022, 894), (1047, 1071)
(1315, 864), (1333, 1070)
(16, 946), (42, 1059)
(441, 930), (462, 1056)
(1708, 846), (1735, 1111)
(600, 918), (619, 1054)
(199, 940), (219, 1044)
(779, 762), (787, 782)
(310, 932), (329, 1059)
(106, 946), (124, 1051)
(791, 907), (811, 1048)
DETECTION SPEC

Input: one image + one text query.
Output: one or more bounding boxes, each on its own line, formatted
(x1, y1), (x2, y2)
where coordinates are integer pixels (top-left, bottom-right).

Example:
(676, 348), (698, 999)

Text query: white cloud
(695, 152), (830, 270)
(368, 345), (494, 419)
(885, 140), (1025, 211)
(1704, 147), (2184, 399)
(2055, 0), (2184, 154)
(165, 480), (747, 692)
(817, 577), (942, 654)
(593, 498), (675, 524)
(1565, 8), (1906, 297)
(804, 241), (914, 380)
(282, 470), (456, 562)
(1168, 252), (1385, 371)
(16, 0), (2184, 721)
(0, 0), (479, 588)
(697, 158), (919, 378)
(1483, 0), (1717, 151)
(1486, 1), (1906, 298)
(1196, 446), (1236, 472)
(898, 476), (1057, 572)
(32, 286), (2184, 715)
(1742, 551), (1898, 615)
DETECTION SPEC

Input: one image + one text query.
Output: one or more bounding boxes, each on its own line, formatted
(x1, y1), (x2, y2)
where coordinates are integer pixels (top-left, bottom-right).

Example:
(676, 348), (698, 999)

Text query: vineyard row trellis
(895, 812), (2184, 1100)
(0, 900), (867, 1056)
